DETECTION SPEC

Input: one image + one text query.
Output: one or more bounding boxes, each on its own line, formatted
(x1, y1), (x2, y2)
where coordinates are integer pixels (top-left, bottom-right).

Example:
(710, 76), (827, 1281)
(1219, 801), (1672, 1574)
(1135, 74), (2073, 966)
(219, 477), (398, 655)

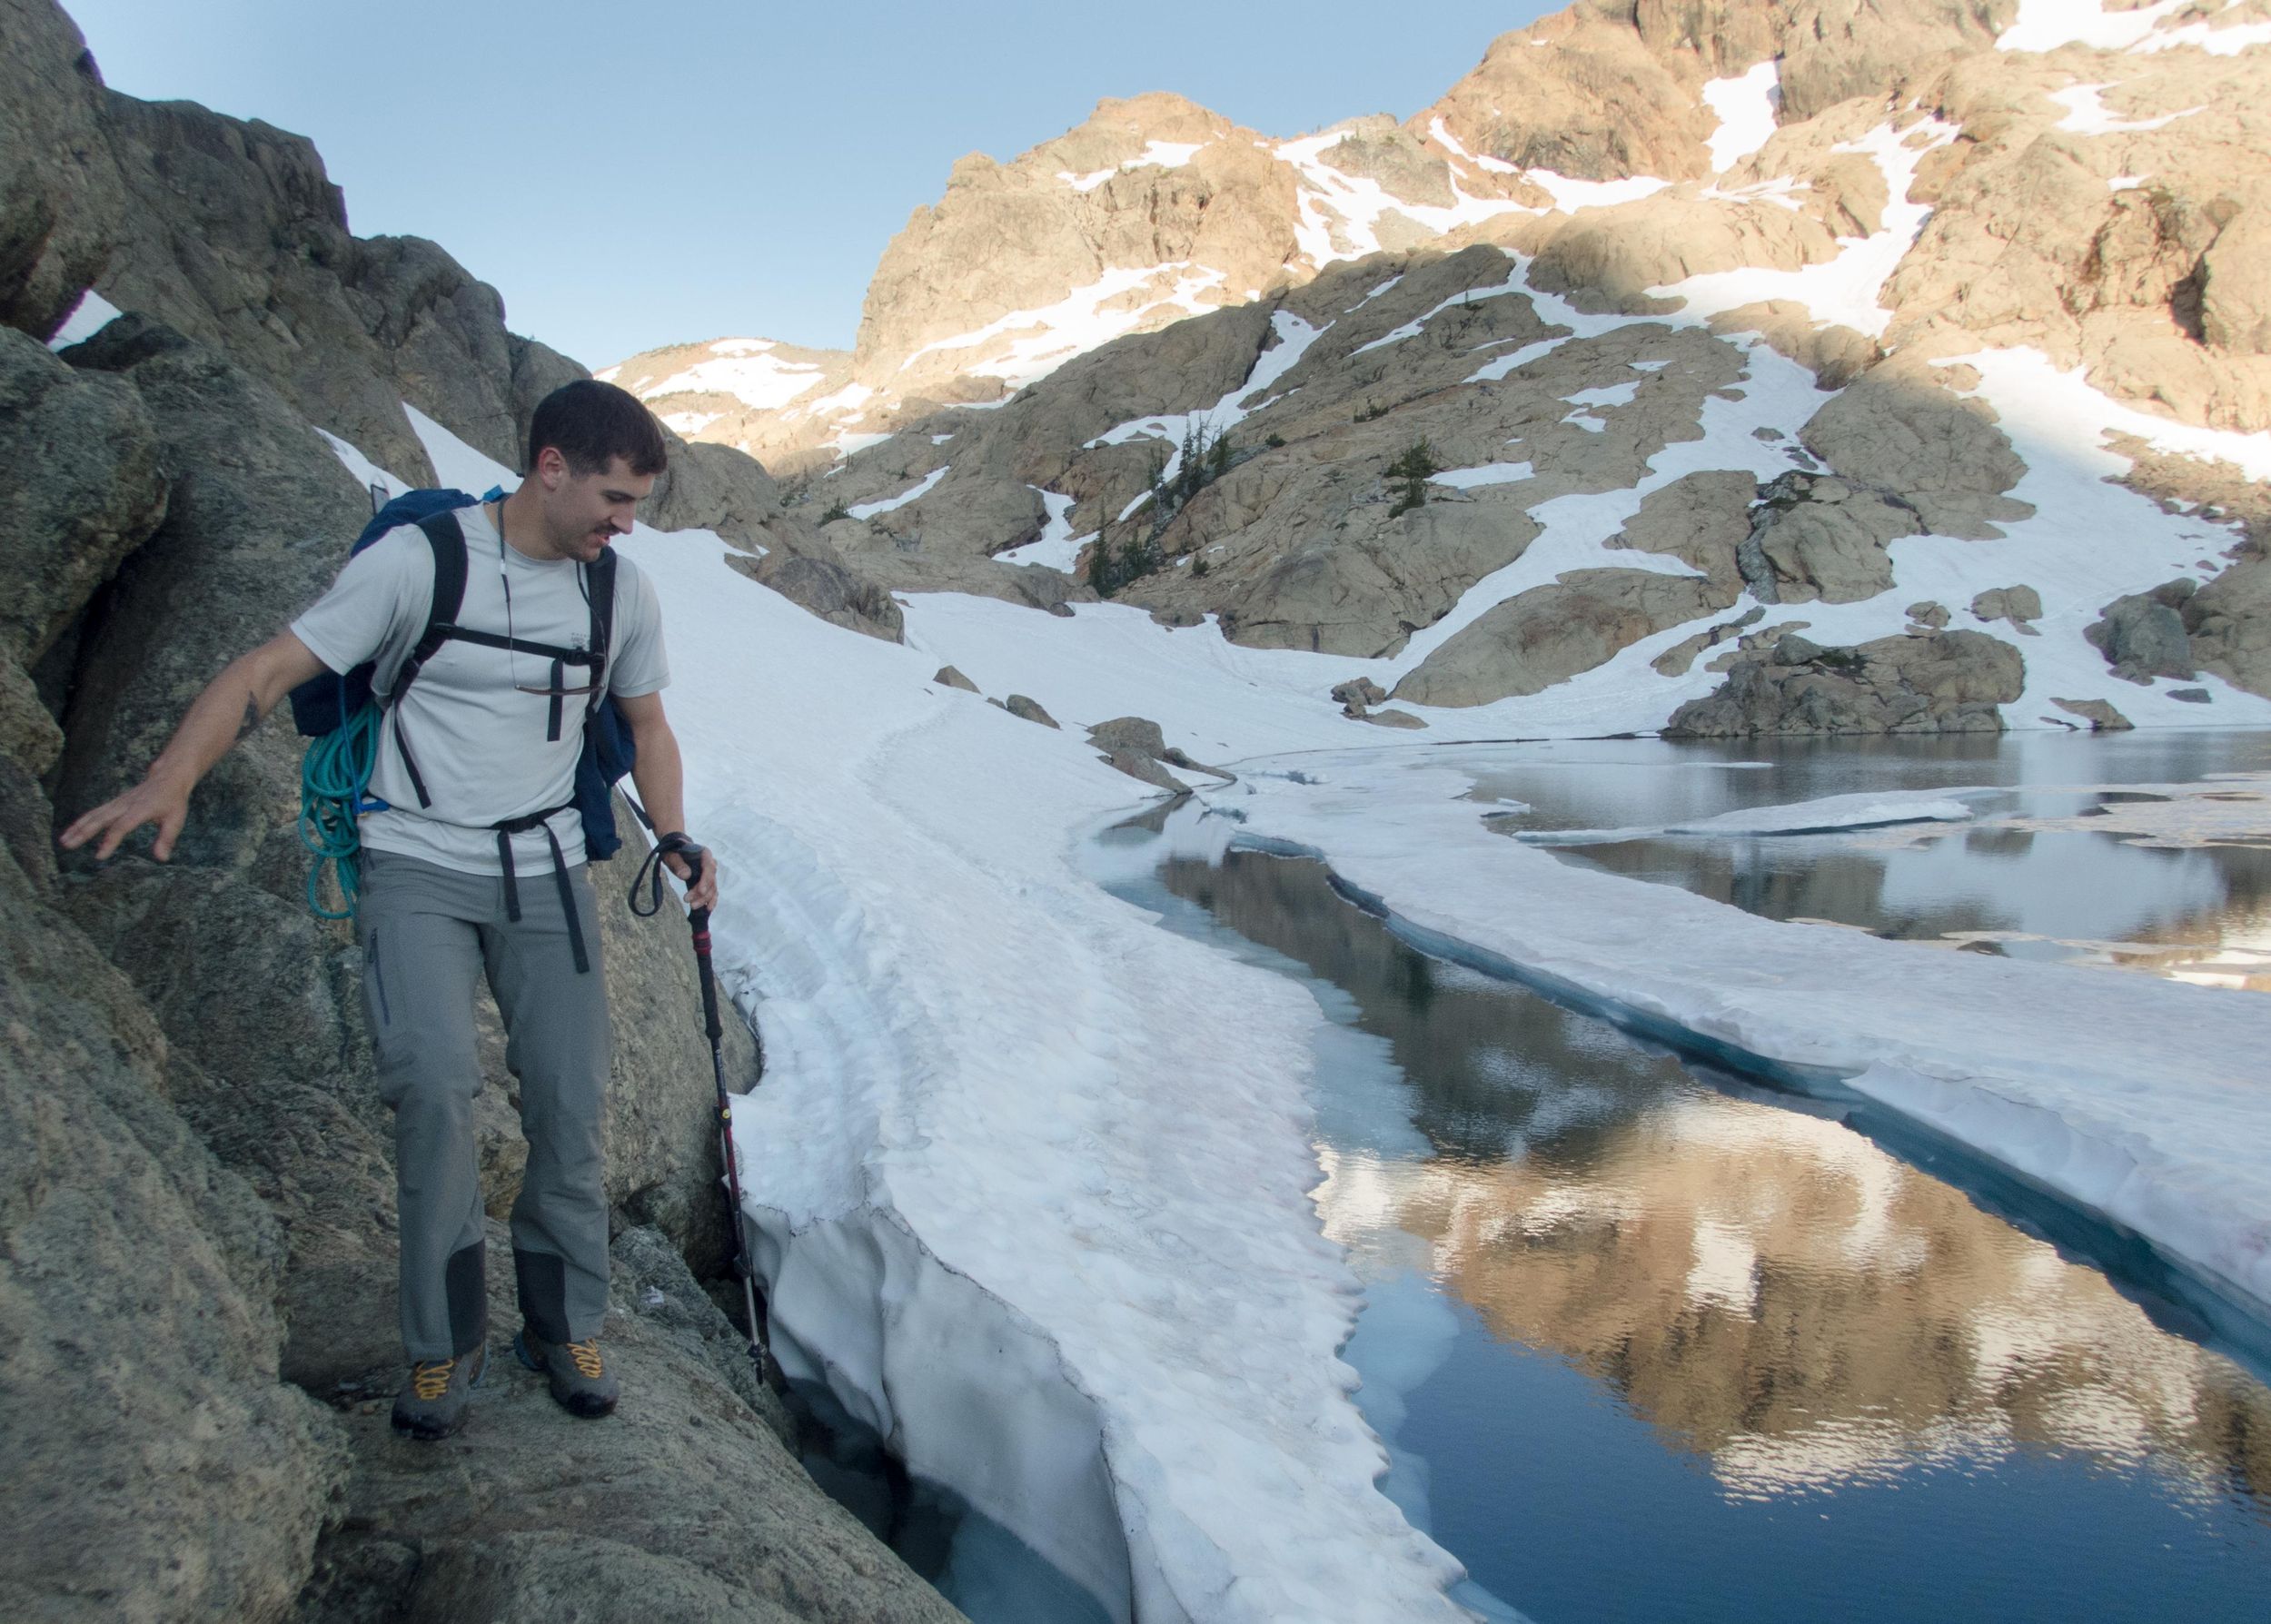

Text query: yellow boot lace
(412, 1357), (457, 1401)
(565, 1339), (605, 1380)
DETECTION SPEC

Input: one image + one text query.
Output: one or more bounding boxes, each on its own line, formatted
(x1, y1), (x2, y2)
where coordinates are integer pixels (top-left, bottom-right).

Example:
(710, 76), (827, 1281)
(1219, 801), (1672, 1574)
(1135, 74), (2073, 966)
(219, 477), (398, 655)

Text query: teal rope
(299, 702), (384, 919)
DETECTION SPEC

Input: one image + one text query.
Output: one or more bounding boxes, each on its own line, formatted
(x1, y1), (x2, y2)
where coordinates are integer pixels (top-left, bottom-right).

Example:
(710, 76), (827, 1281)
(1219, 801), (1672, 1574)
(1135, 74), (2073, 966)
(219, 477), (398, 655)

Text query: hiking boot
(390, 1344), (487, 1441)
(514, 1329), (620, 1418)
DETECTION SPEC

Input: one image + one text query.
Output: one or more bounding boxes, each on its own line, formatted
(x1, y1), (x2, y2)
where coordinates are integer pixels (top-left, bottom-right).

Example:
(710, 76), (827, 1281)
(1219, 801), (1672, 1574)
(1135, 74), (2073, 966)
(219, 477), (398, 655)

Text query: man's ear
(534, 445), (569, 488)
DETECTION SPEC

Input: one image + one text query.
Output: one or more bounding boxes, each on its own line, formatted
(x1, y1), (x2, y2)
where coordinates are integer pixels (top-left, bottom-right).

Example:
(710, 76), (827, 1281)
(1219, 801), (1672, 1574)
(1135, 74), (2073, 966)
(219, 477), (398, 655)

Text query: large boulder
(1664, 629), (2025, 736)
(1603, 470), (1757, 592)
(0, 325), (166, 666)
(2182, 555), (2271, 698)
(1393, 568), (1732, 707)
(0, 0), (127, 338)
(2086, 582), (2197, 685)
(1214, 494), (1541, 656)
(1798, 362), (2032, 540)
(1740, 470), (1921, 603)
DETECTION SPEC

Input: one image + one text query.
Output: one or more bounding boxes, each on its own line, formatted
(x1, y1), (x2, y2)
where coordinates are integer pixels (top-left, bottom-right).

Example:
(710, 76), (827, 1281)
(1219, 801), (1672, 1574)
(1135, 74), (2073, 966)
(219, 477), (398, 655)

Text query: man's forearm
(148, 649), (289, 792)
(627, 720), (689, 837)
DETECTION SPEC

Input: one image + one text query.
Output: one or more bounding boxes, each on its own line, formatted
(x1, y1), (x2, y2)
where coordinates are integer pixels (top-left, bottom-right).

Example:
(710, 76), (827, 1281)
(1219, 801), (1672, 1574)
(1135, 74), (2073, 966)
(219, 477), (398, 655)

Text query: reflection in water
(1549, 827), (2271, 991)
(1145, 840), (2271, 1622)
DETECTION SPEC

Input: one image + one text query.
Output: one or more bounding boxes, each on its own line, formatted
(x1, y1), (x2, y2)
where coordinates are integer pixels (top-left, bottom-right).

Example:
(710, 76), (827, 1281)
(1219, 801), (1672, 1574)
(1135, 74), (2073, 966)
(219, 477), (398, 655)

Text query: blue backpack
(292, 486), (639, 964)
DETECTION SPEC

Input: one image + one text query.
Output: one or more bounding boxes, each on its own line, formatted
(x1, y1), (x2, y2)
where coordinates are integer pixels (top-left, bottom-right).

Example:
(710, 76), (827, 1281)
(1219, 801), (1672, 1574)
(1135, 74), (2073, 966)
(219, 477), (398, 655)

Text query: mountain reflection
(1157, 847), (2271, 1513)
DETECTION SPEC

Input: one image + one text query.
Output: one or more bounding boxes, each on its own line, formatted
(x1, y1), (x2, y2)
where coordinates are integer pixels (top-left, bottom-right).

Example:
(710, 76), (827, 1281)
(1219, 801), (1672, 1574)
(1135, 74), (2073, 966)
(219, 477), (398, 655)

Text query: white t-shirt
(291, 499), (669, 875)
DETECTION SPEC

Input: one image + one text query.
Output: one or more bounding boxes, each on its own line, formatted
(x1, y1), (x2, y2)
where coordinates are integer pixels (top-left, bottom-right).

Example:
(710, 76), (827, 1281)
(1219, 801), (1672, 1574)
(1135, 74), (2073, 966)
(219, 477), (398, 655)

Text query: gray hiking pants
(357, 847), (612, 1363)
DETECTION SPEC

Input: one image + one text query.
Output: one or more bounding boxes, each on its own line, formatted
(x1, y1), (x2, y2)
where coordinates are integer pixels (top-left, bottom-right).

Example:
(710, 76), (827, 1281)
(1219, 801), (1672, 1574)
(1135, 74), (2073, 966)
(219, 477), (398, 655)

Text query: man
(62, 380), (718, 1440)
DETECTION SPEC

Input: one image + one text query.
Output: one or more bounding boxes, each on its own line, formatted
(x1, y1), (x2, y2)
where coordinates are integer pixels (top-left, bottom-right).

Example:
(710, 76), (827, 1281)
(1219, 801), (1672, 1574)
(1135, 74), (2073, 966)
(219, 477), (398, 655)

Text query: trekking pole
(637, 834), (781, 1386)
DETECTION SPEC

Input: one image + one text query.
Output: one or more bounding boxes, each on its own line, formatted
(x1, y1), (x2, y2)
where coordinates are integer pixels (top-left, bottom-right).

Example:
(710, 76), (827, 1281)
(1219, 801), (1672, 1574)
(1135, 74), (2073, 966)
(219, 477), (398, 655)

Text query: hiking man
(61, 380), (718, 1440)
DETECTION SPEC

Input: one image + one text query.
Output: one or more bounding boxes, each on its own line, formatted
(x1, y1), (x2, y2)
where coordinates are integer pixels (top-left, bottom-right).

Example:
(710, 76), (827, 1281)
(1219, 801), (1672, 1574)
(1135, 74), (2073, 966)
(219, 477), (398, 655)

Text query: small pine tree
(1385, 438), (1440, 518)
(1210, 431), (1232, 476)
(1192, 553), (1211, 578)
(820, 500), (851, 524)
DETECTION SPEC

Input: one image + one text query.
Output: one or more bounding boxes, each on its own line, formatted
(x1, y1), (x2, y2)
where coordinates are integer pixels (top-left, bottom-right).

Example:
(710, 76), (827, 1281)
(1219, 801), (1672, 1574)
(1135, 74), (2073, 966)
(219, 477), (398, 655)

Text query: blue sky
(64, 0), (1555, 369)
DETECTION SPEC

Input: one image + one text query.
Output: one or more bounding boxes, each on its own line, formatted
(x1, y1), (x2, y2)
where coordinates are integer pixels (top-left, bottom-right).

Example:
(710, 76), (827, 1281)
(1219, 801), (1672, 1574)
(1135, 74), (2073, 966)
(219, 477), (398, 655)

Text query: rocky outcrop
(0, 0), (126, 338)
(1797, 362), (2032, 540)
(2050, 697), (2134, 731)
(0, 324), (165, 666)
(1, 817), (342, 1624)
(2086, 580), (2197, 685)
(1664, 629), (2025, 735)
(1393, 569), (1733, 707)
(1740, 470), (1920, 604)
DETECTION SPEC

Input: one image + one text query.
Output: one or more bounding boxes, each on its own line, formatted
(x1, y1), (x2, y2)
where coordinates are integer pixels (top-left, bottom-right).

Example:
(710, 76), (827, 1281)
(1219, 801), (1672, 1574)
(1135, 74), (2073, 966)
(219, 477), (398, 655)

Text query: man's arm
(617, 689), (719, 911)
(59, 630), (329, 861)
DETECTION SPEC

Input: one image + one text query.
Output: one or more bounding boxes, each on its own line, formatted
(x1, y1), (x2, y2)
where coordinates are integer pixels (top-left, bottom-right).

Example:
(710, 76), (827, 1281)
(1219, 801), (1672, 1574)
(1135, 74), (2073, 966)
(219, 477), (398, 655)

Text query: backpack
(291, 485), (641, 924)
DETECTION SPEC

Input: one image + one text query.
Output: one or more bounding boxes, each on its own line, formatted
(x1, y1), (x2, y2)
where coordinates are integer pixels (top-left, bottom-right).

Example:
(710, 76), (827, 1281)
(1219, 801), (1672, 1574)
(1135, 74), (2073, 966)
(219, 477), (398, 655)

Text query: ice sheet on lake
(1519, 787), (1988, 844)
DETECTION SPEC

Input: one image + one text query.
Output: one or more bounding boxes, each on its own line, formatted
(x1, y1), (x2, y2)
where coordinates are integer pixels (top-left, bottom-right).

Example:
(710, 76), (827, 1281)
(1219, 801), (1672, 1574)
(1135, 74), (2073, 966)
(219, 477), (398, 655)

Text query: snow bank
(1215, 756), (2271, 1335)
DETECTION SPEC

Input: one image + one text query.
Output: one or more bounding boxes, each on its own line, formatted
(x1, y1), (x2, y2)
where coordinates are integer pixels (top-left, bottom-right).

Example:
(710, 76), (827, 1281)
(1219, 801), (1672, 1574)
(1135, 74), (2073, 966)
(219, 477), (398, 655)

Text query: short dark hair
(527, 380), (668, 478)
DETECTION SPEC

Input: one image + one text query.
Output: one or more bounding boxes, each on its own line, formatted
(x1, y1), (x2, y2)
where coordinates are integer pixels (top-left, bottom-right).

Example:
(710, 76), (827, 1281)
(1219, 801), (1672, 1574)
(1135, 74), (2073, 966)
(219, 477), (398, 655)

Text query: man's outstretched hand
(59, 772), (193, 862)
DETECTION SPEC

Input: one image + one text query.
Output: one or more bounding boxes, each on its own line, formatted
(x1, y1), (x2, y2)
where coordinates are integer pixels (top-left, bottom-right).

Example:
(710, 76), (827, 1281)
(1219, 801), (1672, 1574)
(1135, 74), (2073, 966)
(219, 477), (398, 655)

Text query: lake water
(1472, 731), (2271, 991)
(1095, 732), (2271, 1622)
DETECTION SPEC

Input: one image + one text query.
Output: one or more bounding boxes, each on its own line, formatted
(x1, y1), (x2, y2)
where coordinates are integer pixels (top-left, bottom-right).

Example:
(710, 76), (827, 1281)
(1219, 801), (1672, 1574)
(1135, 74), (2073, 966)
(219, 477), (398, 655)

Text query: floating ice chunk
(1519, 788), (1986, 844)
(848, 464), (948, 520)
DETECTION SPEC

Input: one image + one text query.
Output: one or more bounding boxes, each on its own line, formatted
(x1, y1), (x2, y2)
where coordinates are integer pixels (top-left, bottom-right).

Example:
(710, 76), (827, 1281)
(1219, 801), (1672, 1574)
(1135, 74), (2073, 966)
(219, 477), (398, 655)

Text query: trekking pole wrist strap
(629, 829), (704, 917)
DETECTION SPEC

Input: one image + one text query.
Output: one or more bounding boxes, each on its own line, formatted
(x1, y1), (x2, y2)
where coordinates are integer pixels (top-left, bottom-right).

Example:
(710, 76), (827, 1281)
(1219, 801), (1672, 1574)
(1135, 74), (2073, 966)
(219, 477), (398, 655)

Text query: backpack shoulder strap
(585, 547), (620, 718)
(387, 510), (470, 706)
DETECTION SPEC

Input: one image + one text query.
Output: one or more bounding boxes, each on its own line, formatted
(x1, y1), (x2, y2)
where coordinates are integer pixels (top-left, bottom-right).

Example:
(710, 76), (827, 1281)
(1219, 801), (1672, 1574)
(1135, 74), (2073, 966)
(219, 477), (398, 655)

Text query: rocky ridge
(612, 0), (2271, 734)
(2, 4), (963, 1619)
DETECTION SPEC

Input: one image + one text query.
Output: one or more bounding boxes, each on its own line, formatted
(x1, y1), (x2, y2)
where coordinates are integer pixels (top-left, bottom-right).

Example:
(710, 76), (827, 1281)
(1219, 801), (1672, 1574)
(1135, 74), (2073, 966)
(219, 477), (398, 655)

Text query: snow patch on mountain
(1651, 118), (1957, 337)
(847, 464), (948, 520)
(1702, 61), (1783, 173)
(901, 263), (1230, 390)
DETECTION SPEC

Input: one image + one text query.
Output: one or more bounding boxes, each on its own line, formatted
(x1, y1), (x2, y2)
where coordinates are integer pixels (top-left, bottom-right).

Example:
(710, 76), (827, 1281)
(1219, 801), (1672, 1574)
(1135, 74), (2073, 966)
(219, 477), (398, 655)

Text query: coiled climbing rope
(298, 701), (384, 919)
